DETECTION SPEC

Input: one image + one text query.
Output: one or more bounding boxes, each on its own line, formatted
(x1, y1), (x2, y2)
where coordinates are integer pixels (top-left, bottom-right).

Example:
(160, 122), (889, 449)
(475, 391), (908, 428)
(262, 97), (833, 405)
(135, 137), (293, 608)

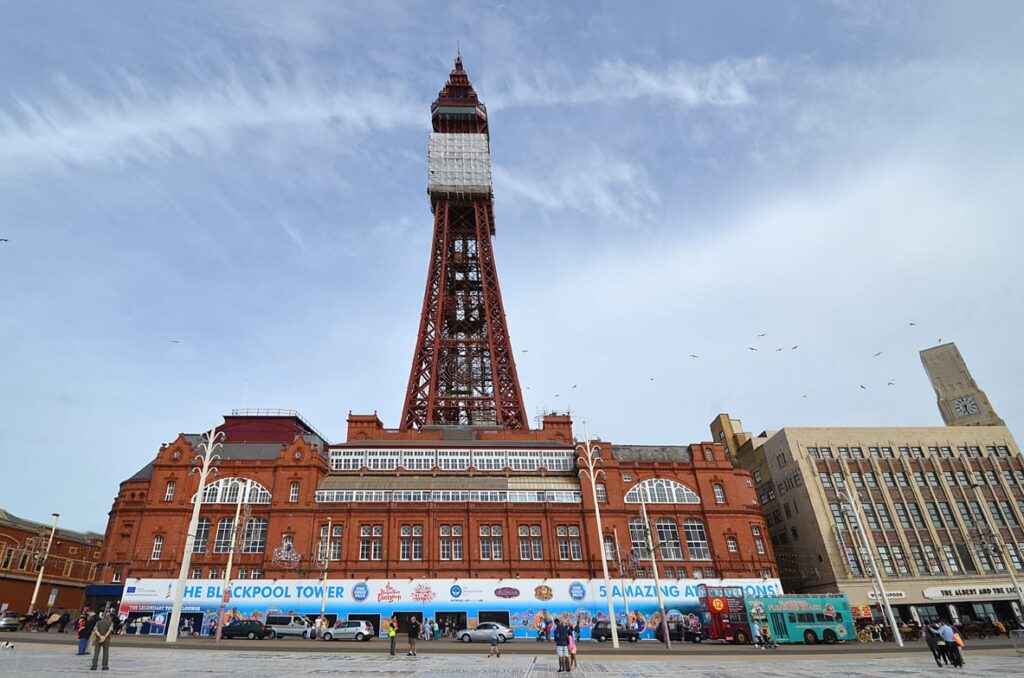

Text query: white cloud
(0, 61), (422, 176)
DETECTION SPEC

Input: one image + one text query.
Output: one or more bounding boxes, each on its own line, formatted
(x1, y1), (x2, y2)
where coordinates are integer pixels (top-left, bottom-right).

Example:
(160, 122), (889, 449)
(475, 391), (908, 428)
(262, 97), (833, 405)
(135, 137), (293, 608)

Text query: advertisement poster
(119, 577), (782, 639)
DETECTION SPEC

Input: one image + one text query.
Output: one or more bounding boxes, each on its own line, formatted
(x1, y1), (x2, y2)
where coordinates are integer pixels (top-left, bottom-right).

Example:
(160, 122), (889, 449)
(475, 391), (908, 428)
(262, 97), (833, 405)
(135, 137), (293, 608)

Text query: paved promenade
(0, 641), (1020, 676)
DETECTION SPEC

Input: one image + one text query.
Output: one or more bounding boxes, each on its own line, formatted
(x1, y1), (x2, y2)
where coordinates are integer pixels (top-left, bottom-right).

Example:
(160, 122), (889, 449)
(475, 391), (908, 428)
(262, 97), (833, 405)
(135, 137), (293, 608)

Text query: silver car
(0, 611), (20, 632)
(456, 622), (514, 643)
(322, 620), (374, 641)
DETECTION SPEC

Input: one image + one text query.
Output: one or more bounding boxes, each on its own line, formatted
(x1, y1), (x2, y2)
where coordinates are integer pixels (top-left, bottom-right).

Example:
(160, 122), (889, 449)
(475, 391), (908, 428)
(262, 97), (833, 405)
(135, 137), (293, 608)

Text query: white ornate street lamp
(636, 487), (671, 650)
(576, 424), (619, 649)
(214, 480), (251, 643)
(837, 489), (903, 647)
(27, 513), (60, 615)
(166, 427), (222, 644)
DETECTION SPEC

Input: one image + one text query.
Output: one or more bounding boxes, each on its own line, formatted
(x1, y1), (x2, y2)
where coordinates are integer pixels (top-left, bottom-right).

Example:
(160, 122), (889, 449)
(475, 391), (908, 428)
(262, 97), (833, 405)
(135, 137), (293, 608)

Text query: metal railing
(230, 409), (330, 445)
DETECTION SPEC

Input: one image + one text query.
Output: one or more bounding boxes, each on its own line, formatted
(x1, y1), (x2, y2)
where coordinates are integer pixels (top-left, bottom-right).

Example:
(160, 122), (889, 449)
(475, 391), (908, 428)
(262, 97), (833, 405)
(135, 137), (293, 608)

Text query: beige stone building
(713, 416), (1024, 626)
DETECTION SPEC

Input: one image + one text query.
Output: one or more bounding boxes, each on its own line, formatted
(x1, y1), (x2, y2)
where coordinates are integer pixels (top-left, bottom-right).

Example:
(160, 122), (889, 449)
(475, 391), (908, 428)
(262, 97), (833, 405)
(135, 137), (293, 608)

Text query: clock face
(952, 395), (980, 417)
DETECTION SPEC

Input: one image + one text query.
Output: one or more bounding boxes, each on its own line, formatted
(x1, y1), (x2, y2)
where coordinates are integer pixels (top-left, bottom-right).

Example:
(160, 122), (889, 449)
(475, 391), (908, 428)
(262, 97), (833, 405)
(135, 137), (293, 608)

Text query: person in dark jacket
(77, 612), (97, 656)
(925, 623), (947, 667)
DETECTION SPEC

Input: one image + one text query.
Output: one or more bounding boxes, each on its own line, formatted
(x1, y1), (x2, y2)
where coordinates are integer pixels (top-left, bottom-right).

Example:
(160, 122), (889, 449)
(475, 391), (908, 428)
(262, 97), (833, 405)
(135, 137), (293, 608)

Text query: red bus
(697, 584), (753, 644)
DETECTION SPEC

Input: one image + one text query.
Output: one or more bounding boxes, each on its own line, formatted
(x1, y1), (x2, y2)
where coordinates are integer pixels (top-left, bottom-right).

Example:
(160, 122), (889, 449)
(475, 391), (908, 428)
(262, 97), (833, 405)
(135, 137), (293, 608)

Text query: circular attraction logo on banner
(568, 582), (586, 601)
(352, 582), (369, 602)
(450, 585), (463, 599)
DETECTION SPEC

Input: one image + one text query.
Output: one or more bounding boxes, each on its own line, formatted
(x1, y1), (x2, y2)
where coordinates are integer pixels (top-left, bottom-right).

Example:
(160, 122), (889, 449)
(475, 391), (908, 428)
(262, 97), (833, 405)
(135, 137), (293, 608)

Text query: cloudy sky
(2, 1), (1022, 531)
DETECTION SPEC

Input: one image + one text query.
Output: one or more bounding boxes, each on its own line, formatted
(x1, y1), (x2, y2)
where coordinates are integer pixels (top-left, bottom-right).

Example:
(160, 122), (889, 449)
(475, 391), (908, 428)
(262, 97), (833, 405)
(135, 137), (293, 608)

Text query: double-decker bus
(745, 594), (855, 644)
(699, 585), (855, 644)
(696, 584), (753, 644)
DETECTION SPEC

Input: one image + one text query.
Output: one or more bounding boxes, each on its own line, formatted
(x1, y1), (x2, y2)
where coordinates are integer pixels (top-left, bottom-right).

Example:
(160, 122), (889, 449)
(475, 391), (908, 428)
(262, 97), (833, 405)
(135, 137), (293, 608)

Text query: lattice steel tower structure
(401, 55), (527, 430)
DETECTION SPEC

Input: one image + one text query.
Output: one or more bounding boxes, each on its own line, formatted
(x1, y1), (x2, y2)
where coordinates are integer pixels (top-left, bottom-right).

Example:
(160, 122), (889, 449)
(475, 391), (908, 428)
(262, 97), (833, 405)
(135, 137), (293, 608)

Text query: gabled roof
(0, 508), (102, 543)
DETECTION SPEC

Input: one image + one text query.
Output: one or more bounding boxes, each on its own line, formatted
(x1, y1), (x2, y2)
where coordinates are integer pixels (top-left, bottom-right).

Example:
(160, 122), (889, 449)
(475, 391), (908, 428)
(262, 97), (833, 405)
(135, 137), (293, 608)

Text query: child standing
(489, 626), (501, 658)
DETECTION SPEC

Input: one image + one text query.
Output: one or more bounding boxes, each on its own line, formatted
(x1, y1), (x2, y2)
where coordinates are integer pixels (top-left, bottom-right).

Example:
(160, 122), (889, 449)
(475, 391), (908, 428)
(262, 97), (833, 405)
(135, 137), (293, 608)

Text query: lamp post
(576, 426), (619, 649)
(214, 479), (251, 643)
(314, 517), (336, 638)
(27, 513), (60, 616)
(837, 489), (903, 647)
(166, 427), (222, 644)
(610, 527), (631, 621)
(970, 483), (1024, 616)
(637, 488), (671, 650)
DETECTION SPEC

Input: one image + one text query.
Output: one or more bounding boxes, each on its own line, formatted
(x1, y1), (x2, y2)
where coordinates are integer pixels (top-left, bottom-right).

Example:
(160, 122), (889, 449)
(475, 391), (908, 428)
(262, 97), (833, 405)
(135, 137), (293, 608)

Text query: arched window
(164, 481), (176, 501)
(713, 483), (726, 504)
(656, 519), (683, 559)
(726, 536), (739, 553)
(289, 481), (300, 503)
(683, 519), (711, 560)
(193, 477), (272, 504)
(595, 483), (608, 503)
(625, 478), (701, 504)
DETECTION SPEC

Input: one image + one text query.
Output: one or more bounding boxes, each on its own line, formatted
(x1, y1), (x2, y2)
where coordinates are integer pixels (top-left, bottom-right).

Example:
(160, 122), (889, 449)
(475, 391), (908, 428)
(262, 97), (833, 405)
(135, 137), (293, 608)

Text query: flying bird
(522, 349), (529, 353)
(887, 380), (895, 386)
(689, 354), (699, 358)
(757, 333), (767, 338)
(649, 377), (655, 381)
(908, 322), (916, 326)
(873, 352), (882, 357)
(0, 238), (8, 242)
(776, 348), (783, 352)
(572, 385), (578, 389)
(802, 395), (807, 399)
(554, 394), (560, 398)
(860, 384), (867, 390)
(169, 340), (181, 344)
(791, 345), (799, 350)
(748, 347), (758, 351)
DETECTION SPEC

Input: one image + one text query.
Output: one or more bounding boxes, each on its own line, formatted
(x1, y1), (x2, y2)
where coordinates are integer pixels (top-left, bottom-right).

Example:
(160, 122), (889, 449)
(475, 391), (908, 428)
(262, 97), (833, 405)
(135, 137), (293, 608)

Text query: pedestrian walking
(57, 611), (70, 633)
(77, 612), (97, 656)
(90, 612), (113, 671)
(925, 623), (947, 667)
(568, 624), (578, 671)
(751, 620), (762, 648)
(407, 616), (420, 656)
(938, 621), (963, 668)
(488, 624), (501, 658)
(553, 618), (570, 673)
(388, 620), (397, 656)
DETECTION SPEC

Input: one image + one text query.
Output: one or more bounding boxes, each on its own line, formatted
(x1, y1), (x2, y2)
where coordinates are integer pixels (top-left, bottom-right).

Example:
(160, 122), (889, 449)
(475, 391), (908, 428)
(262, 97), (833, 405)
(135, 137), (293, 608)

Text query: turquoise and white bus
(745, 594), (855, 644)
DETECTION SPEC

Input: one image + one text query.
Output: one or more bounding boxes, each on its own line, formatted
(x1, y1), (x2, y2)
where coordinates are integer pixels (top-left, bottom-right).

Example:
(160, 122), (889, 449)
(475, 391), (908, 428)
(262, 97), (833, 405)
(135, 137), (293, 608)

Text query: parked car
(0, 611), (21, 631)
(220, 620), (272, 640)
(322, 620), (374, 641)
(266, 614), (312, 639)
(654, 620), (704, 643)
(591, 621), (639, 643)
(456, 622), (515, 643)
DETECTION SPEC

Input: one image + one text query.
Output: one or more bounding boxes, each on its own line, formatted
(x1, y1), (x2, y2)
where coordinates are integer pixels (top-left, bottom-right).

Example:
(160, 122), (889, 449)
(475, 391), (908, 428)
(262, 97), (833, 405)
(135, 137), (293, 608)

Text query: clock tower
(920, 342), (1004, 427)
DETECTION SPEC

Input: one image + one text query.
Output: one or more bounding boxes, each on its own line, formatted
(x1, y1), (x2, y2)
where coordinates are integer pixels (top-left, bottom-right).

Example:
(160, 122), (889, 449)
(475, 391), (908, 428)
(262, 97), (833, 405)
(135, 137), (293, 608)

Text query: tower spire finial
(455, 41), (463, 70)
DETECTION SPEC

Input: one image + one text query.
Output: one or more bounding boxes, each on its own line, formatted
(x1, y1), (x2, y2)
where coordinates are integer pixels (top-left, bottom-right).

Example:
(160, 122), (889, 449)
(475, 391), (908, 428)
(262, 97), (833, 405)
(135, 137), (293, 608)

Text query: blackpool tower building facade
(99, 58), (778, 638)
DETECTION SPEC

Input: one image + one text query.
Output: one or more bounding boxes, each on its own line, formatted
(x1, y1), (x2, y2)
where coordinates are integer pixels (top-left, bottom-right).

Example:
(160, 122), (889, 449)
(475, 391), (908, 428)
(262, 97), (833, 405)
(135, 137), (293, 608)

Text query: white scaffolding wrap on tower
(428, 133), (492, 194)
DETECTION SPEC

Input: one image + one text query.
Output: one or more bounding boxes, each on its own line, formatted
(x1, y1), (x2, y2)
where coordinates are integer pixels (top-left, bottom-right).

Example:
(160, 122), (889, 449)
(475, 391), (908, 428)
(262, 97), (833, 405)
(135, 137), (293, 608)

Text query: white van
(265, 614), (312, 639)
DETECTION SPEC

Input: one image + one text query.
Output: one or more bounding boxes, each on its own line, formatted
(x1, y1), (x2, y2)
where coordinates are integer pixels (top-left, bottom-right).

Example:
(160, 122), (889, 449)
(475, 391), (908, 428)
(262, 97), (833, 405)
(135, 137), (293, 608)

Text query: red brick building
(99, 410), (776, 586)
(0, 509), (104, 613)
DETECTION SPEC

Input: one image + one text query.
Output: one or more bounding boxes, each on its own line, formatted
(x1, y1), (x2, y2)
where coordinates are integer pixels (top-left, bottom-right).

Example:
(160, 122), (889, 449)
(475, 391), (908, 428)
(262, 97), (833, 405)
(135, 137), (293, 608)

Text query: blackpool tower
(401, 56), (528, 430)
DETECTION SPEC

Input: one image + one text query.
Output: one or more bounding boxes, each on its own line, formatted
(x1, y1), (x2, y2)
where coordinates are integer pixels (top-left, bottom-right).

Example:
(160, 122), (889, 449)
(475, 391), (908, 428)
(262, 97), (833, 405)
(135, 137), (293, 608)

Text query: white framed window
(214, 518), (235, 553)
(656, 519), (683, 560)
(289, 482), (300, 503)
(518, 525), (542, 560)
(596, 483), (608, 503)
(480, 525), (502, 560)
(151, 535), (163, 560)
(727, 536), (739, 553)
(190, 567), (201, 579)
(625, 478), (701, 504)
(112, 571), (123, 583)
(683, 519), (711, 560)
(439, 525), (463, 561)
(629, 518), (650, 559)
(603, 535), (616, 560)
(195, 477), (271, 504)
(318, 524), (343, 561)
(242, 518), (268, 554)
(209, 567), (220, 579)
(193, 517), (211, 553)
(164, 481), (176, 501)
(400, 525), (423, 560)
(359, 525), (383, 560)
(713, 483), (726, 504)
(556, 526), (582, 560)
